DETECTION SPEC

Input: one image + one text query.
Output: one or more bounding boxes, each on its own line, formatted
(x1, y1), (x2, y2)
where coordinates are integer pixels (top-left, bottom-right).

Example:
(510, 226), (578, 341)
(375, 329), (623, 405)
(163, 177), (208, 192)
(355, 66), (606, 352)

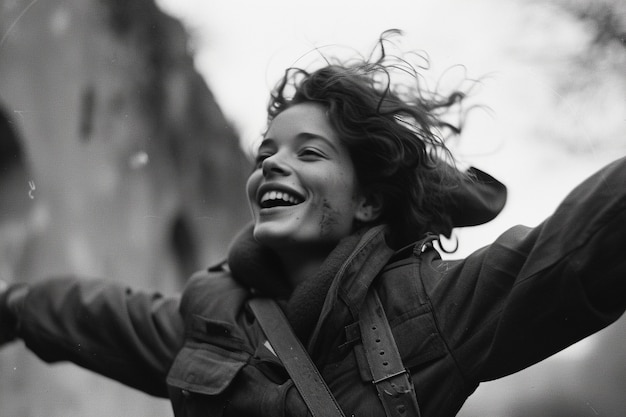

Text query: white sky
(157, 0), (548, 149)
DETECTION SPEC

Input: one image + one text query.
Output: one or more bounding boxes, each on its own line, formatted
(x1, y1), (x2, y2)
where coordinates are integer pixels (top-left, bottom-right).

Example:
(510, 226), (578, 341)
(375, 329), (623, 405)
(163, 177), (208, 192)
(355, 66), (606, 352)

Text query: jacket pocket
(167, 314), (250, 396)
(166, 343), (247, 395)
(392, 305), (447, 369)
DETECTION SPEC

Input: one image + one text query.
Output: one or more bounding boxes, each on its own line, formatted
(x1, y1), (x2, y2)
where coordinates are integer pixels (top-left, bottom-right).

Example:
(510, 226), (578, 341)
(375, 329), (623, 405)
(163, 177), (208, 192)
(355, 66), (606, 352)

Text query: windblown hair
(266, 30), (470, 247)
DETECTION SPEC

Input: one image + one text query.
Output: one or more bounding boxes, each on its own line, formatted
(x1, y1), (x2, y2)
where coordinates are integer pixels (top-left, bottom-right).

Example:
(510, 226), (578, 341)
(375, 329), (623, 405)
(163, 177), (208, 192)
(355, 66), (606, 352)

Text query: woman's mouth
(259, 190), (304, 209)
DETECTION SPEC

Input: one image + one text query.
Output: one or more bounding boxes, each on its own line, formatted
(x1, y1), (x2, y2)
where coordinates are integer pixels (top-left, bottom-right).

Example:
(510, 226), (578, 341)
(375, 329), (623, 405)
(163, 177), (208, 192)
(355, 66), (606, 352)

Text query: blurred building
(0, 0), (250, 415)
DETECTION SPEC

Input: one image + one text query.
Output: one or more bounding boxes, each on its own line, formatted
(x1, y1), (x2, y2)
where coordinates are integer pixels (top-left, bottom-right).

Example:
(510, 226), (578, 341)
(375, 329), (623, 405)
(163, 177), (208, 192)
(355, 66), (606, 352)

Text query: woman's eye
(299, 148), (324, 159)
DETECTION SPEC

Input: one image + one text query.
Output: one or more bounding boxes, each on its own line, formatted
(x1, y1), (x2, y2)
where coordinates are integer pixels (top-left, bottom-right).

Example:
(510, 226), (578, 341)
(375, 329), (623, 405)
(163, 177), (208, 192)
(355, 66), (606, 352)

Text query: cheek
(245, 171), (261, 207)
(316, 186), (359, 238)
(246, 173), (262, 221)
(318, 199), (342, 237)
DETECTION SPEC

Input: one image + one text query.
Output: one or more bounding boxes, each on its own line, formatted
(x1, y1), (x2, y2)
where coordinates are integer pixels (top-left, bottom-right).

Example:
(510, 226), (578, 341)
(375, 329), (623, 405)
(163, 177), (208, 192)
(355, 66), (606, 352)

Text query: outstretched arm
(0, 277), (184, 397)
(428, 156), (626, 384)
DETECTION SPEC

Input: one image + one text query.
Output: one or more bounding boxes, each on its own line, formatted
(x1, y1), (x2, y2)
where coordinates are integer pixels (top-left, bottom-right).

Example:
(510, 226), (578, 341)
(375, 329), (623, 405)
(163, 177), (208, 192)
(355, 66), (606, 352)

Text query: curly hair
(265, 30), (471, 247)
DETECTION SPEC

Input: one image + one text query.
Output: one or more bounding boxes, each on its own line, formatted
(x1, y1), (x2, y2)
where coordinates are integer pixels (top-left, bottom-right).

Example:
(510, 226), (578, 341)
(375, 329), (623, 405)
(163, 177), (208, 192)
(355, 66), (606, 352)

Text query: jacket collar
(307, 225), (395, 351)
(226, 223), (395, 349)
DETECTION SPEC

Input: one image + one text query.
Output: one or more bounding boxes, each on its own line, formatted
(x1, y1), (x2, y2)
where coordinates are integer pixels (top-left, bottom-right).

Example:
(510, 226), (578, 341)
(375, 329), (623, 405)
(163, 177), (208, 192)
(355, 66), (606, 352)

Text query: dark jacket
(12, 157), (626, 416)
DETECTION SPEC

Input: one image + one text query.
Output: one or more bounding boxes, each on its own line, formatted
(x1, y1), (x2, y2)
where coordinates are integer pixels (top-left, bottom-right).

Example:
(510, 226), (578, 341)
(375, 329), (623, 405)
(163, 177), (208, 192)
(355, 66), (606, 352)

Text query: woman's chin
(252, 224), (290, 248)
(252, 223), (316, 251)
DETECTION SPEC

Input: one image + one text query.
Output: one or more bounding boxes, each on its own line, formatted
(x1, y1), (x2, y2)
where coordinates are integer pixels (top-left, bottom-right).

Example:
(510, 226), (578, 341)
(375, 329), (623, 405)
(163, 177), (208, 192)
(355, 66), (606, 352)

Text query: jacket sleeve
(425, 156), (626, 385)
(15, 277), (184, 397)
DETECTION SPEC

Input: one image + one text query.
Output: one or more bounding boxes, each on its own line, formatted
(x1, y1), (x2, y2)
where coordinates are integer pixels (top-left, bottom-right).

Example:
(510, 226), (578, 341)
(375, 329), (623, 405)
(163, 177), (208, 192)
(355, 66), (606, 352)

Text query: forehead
(265, 102), (336, 141)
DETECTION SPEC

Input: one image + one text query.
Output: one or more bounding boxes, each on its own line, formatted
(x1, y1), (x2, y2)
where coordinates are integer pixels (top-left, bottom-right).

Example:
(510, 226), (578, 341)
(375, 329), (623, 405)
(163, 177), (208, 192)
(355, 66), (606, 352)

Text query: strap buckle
(372, 368), (410, 385)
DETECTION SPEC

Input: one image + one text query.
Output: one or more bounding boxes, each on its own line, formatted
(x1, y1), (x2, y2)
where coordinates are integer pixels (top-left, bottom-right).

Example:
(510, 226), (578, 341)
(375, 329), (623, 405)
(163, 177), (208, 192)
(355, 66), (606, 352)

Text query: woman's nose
(262, 153), (291, 177)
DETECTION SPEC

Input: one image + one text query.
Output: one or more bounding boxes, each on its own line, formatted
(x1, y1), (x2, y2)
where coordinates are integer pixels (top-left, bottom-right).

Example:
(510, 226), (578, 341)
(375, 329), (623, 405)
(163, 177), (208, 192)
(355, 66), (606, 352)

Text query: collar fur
(227, 224), (367, 341)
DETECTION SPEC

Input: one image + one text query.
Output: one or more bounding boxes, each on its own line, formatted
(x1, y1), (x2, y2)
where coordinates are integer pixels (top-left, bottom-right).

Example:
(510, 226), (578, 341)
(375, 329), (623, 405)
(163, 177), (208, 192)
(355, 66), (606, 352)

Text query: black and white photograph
(0, 0), (624, 416)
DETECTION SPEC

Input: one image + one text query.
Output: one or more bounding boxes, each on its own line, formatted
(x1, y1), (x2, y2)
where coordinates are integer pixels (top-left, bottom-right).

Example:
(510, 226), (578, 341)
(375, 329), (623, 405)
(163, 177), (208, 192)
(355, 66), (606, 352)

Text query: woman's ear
(355, 193), (383, 223)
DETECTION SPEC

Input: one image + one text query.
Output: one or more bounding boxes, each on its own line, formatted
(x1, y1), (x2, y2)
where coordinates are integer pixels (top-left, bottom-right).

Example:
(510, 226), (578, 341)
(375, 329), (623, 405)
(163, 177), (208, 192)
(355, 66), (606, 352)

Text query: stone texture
(0, 0), (250, 415)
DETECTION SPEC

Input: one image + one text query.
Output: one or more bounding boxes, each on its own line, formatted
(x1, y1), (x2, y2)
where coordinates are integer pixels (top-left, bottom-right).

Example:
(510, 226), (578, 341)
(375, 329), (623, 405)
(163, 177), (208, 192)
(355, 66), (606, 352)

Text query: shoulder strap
(248, 298), (346, 417)
(359, 290), (422, 417)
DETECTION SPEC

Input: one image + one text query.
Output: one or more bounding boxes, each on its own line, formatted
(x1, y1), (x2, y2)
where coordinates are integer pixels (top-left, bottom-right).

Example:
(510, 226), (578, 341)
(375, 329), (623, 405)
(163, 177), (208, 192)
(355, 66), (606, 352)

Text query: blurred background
(0, 0), (624, 416)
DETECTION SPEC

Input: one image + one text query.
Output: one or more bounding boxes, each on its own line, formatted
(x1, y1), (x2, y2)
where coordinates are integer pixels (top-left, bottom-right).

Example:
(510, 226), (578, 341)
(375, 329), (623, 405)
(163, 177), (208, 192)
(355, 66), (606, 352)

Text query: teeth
(260, 190), (302, 205)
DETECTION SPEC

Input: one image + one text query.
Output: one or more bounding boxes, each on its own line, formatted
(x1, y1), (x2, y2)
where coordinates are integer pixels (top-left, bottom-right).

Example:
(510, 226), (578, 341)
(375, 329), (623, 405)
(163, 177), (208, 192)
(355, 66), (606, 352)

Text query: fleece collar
(226, 224), (392, 342)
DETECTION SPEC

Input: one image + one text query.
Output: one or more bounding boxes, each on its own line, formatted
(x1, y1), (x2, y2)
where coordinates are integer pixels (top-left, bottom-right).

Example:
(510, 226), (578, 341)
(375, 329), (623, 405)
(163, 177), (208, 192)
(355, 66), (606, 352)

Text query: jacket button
(181, 389), (191, 398)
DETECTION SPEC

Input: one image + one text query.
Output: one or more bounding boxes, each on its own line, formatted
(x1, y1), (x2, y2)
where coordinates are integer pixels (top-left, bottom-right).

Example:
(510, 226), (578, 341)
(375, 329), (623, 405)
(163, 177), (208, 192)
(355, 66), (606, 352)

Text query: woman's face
(246, 102), (369, 252)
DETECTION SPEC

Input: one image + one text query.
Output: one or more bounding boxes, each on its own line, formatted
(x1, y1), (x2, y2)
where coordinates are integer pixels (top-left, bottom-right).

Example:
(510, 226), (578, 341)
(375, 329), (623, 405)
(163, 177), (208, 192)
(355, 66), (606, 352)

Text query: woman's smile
(259, 191), (301, 208)
(257, 183), (305, 209)
(246, 102), (369, 252)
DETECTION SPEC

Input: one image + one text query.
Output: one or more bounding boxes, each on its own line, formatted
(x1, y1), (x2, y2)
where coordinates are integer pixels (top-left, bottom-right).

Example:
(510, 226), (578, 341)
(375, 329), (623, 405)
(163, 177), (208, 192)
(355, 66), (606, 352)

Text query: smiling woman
(252, 107), (366, 236)
(247, 102), (375, 286)
(1, 30), (625, 417)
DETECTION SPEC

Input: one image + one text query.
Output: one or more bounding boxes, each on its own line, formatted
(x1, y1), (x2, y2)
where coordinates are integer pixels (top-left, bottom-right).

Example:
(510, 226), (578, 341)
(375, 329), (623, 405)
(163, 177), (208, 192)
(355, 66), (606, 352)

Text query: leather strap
(359, 290), (422, 417)
(249, 298), (346, 417)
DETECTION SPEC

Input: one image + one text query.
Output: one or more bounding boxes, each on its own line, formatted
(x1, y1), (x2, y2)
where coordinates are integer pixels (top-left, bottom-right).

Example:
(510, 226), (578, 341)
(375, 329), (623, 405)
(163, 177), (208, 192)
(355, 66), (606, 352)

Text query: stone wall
(0, 0), (250, 415)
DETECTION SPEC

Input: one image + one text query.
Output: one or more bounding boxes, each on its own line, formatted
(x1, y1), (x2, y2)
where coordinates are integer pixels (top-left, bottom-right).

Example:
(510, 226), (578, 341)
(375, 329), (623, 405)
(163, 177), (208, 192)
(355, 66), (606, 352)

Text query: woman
(1, 31), (625, 417)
